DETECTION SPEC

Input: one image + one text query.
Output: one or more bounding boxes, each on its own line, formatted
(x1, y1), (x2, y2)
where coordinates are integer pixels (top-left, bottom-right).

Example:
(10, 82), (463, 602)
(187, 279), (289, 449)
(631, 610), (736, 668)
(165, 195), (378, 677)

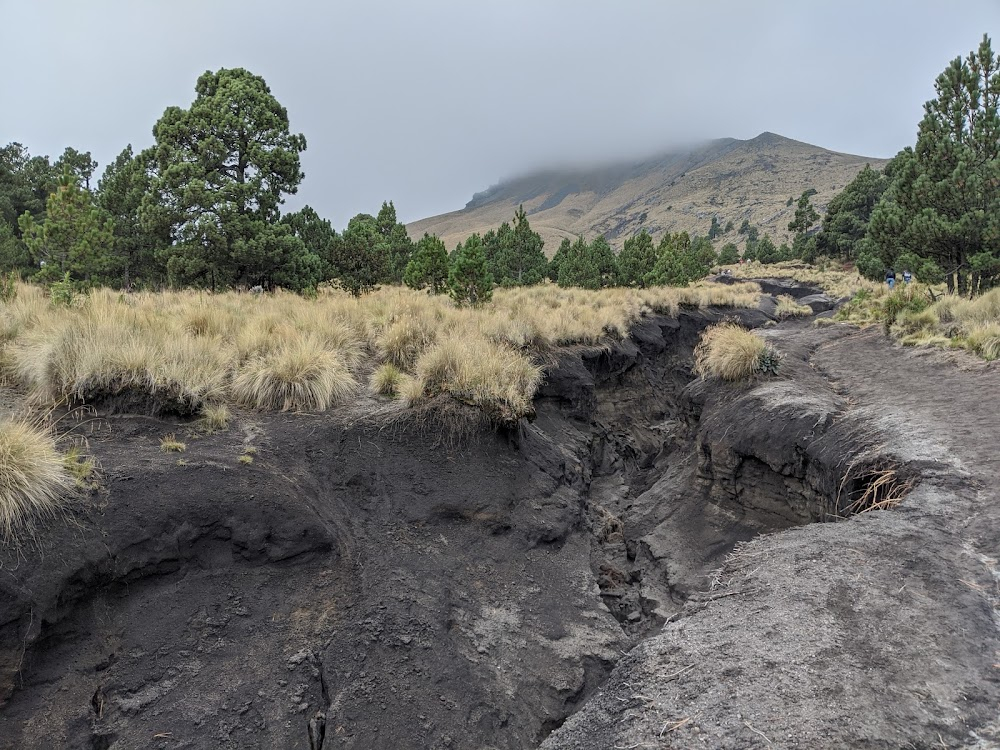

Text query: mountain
(407, 132), (889, 253)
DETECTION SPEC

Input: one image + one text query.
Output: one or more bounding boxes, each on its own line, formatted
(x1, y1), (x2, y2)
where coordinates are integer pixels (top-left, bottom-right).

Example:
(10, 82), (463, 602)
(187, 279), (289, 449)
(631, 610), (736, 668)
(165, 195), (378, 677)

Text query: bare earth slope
(408, 133), (888, 253)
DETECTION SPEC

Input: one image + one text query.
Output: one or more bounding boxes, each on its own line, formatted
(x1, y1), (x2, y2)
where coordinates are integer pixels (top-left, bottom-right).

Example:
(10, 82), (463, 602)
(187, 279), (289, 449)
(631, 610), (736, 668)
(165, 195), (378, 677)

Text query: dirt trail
(544, 324), (1000, 749)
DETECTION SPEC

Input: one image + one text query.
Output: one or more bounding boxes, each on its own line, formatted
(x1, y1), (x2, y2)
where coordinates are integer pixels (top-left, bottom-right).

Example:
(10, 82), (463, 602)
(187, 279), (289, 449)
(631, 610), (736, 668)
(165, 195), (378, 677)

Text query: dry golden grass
(725, 260), (879, 300)
(775, 295), (813, 319)
(199, 403), (231, 432)
(371, 363), (403, 397)
(833, 284), (1000, 361)
(0, 419), (74, 543)
(232, 336), (357, 411)
(160, 434), (186, 453)
(694, 323), (772, 381)
(0, 280), (763, 424)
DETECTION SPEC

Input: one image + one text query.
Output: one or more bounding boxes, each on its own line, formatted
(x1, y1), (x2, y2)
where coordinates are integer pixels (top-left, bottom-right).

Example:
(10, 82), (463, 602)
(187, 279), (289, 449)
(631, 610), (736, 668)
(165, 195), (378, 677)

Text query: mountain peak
(409, 135), (887, 254)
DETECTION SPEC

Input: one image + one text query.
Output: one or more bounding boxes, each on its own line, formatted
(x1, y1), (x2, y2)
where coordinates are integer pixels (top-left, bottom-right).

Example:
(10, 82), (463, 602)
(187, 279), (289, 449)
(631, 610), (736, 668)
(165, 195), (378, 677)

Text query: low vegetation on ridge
(0, 280), (763, 425)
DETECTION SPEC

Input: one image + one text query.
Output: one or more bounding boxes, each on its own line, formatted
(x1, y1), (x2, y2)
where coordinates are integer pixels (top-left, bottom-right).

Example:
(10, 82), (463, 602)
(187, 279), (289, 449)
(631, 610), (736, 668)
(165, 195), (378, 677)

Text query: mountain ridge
(408, 132), (889, 254)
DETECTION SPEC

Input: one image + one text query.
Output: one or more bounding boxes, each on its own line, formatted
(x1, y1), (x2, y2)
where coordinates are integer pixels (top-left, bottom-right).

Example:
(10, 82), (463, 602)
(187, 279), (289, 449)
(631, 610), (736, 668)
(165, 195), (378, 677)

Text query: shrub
(694, 323), (775, 381)
(0, 420), (73, 543)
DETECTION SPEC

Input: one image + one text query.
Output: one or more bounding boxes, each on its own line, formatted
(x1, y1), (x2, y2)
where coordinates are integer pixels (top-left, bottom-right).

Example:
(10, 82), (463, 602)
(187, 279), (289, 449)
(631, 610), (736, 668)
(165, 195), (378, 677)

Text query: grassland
(0, 281), (764, 425)
(831, 283), (1000, 361)
(723, 260), (880, 299)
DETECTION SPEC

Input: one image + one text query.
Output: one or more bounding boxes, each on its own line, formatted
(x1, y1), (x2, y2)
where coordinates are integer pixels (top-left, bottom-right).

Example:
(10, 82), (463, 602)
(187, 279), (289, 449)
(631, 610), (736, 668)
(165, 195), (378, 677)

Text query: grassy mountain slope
(408, 132), (888, 254)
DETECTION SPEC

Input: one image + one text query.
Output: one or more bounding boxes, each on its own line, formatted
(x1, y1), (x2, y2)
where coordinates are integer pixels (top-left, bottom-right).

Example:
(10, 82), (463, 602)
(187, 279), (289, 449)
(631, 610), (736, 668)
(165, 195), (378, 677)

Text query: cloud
(3, 0), (998, 226)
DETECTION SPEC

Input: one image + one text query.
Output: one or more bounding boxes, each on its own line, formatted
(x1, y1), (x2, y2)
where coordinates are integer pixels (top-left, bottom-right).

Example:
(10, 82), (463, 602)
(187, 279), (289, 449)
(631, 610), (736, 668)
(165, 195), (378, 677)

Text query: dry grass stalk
(0, 419), (74, 543)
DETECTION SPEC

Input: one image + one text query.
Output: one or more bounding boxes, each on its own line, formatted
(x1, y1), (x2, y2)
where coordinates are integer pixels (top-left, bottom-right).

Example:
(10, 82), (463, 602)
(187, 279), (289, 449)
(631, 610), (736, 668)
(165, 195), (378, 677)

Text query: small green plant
(0, 272), (17, 304)
(160, 434), (186, 453)
(176, 458), (189, 466)
(49, 272), (76, 307)
(63, 445), (98, 490)
(757, 347), (781, 375)
(238, 454), (253, 465)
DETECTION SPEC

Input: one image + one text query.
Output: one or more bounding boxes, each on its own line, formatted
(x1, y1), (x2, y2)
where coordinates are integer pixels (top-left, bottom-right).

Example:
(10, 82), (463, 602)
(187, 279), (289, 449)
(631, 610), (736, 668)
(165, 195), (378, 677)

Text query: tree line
(0, 68), (419, 295)
(5, 34), (995, 301)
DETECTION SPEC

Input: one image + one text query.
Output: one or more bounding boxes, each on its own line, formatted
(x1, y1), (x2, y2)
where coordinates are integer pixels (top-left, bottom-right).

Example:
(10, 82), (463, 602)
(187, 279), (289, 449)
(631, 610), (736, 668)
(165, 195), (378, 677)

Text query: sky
(2, 1), (998, 227)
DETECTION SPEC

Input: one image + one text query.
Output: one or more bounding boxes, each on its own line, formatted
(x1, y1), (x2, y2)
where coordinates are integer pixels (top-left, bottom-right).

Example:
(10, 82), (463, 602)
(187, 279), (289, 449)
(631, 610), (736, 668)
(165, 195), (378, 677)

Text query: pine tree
(147, 68), (311, 290)
(18, 173), (115, 286)
(718, 242), (740, 265)
(557, 237), (600, 289)
(449, 234), (493, 306)
(97, 145), (170, 288)
(375, 201), (413, 283)
(404, 233), (450, 294)
(335, 213), (384, 296)
(868, 34), (1000, 293)
(618, 230), (657, 287)
(816, 164), (890, 260)
(788, 191), (820, 234)
(548, 237), (572, 281)
(281, 205), (343, 282)
(484, 206), (547, 286)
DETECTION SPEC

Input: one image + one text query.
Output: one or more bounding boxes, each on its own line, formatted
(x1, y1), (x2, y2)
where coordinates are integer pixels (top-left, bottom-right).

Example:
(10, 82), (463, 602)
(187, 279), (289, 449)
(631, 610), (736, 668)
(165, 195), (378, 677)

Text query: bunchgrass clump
(160, 434), (186, 453)
(0, 420), (74, 543)
(370, 363), (404, 397)
(694, 323), (776, 381)
(199, 403), (231, 432)
(232, 336), (357, 411)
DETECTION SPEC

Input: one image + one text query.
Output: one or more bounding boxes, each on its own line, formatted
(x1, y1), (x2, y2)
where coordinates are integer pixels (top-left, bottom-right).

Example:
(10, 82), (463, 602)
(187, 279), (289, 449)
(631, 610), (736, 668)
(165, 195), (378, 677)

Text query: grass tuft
(370, 363), (404, 397)
(199, 403), (231, 432)
(694, 323), (775, 381)
(0, 420), (74, 543)
(232, 336), (356, 411)
(160, 434), (186, 453)
(775, 295), (813, 319)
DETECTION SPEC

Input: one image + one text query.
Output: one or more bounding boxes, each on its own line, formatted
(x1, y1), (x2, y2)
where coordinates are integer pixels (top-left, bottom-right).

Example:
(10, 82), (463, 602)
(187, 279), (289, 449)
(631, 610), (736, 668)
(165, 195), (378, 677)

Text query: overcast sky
(2, 1), (998, 226)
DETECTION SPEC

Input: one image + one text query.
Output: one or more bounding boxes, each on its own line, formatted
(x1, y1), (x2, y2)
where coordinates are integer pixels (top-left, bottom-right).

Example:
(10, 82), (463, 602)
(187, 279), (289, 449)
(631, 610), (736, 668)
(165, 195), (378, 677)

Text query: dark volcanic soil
(1, 302), (999, 750)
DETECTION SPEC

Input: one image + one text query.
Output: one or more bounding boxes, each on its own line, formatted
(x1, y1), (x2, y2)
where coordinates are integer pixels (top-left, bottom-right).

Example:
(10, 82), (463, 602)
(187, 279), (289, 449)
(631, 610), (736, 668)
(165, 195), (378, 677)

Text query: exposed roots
(836, 449), (915, 516)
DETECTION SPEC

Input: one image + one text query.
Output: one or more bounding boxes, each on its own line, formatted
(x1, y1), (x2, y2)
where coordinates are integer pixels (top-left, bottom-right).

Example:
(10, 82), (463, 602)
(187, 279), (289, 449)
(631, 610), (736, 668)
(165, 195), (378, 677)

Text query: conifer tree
(449, 233), (493, 306)
(618, 230), (657, 287)
(868, 34), (1000, 293)
(548, 237), (572, 281)
(19, 173), (114, 286)
(146, 67), (314, 290)
(404, 233), (450, 294)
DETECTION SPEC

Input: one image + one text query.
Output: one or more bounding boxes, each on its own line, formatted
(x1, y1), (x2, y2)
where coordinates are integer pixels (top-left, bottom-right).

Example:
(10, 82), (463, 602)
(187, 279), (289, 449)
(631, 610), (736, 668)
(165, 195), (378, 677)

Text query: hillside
(407, 132), (889, 253)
